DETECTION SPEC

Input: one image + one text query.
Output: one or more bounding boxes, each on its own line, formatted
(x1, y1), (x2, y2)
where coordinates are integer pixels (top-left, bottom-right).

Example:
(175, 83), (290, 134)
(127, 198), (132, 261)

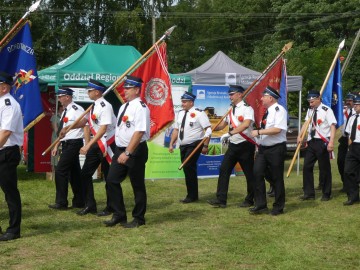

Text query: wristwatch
(124, 151), (131, 157)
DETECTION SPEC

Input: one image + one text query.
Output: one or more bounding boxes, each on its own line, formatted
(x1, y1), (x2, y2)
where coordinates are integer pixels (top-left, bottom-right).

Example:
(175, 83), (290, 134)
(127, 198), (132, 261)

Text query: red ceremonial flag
(245, 58), (283, 127)
(116, 43), (174, 138)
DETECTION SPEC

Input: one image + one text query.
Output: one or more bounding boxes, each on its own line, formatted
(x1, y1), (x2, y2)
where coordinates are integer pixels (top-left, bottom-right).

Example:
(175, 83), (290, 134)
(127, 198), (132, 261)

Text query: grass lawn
(1, 154), (360, 269)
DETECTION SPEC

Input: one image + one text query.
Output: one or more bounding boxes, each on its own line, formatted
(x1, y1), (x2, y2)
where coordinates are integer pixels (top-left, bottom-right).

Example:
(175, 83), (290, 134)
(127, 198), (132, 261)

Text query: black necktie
(117, 102), (129, 126)
(311, 109), (317, 138)
(179, 110), (188, 140)
(344, 109), (353, 136)
(350, 115), (359, 142)
(57, 108), (67, 136)
(260, 110), (268, 129)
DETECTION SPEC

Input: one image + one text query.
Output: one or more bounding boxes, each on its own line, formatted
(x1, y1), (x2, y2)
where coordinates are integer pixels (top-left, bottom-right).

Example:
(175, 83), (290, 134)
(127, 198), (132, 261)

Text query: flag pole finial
(23, 0), (42, 19)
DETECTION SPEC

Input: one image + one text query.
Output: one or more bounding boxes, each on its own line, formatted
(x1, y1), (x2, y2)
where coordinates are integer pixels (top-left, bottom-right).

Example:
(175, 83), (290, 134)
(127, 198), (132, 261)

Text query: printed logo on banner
(197, 89), (206, 99)
(145, 78), (169, 106)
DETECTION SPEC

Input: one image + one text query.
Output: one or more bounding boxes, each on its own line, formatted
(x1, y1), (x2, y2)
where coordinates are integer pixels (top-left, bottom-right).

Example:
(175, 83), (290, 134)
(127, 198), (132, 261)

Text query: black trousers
(55, 139), (84, 207)
(216, 141), (255, 204)
(0, 146), (21, 234)
(106, 142), (148, 223)
(344, 143), (360, 201)
(337, 136), (348, 185)
(81, 143), (111, 209)
(303, 139), (332, 198)
(180, 140), (202, 200)
(253, 143), (286, 210)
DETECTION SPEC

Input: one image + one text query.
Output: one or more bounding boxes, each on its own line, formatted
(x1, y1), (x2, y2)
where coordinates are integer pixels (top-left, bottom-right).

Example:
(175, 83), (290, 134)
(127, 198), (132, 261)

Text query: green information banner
(145, 142), (185, 179)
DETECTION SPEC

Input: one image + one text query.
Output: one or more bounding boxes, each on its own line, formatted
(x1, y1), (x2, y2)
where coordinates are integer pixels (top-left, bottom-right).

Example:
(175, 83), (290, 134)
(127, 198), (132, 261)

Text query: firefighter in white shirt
(49, 88), (85, 210)
(298, 90), (337, 201)
(0, 71), (23, 241)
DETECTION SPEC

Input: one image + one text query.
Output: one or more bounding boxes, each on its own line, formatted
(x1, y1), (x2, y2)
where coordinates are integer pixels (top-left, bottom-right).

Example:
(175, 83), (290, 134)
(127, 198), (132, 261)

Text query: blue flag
(322, 58), (343, 129)
(278, 58), (288, 112)
(0, 22), (44, 131)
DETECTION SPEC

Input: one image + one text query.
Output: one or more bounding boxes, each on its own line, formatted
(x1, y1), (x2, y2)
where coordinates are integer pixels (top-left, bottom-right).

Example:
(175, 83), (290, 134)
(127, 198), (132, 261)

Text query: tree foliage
(1, 0), (359, 115)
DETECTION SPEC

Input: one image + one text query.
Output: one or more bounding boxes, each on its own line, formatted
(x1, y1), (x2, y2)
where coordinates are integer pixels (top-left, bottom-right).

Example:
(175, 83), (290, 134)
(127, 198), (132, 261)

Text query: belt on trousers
(61, 138), (83, 145)
(352, 142), (360, 145)
(117, 141), (146, 151)
(0, 145), (19, 152)
(310, 138), (329, 142)
(259, 142), (286, 150)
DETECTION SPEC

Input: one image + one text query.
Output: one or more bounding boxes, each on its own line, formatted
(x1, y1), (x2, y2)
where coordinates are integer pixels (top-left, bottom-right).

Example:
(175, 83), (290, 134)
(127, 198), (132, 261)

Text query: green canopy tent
(39, 43), (142, 88)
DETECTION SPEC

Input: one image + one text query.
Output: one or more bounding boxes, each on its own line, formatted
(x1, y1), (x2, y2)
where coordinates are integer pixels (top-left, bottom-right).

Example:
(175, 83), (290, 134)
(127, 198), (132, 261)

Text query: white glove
(220, 133), (231, 144)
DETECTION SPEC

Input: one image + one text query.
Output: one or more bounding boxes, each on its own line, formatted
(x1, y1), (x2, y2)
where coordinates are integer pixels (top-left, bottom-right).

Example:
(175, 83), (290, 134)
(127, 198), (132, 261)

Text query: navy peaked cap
(263, 86), (281, 99)
(353, 95), (360, 105)
(87, 79), (106, 92)
(228, 85), (245, 94)
(0, 71), (13, 85)
(57, 87), (74, 96)
(124, 75), (143, 88)
(181, 91), (196, 101)
(345, 93), (356, 100)
(307, 90), (320, 100)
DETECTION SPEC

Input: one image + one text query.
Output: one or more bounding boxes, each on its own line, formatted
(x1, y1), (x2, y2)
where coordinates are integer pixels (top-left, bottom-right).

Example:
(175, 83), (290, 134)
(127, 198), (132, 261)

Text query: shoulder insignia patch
(243, 102), (249, 107)
(140, 101), (146, 108)
(100, 101), (106, 107)
(322, 106), (328, 111)
(195, 108), (203, 112)
(275, 106), (279, 111)
(72, 105), (78, 110)
(5, 98), (11, 106)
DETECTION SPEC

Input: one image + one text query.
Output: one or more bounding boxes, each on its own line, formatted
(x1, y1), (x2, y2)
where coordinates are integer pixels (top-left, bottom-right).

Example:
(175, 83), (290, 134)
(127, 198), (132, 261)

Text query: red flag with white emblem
(116, 43), (174, 138)
(245, 58), (283, 127)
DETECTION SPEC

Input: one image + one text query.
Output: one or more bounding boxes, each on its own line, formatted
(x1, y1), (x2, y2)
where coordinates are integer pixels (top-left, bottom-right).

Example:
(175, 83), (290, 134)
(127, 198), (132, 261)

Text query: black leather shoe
(121, 219), (145, 228)
(249, 205), (268, 214)
(207, 199), (226, 208)
(179, 198), (198, 204)
(343, 199), (359, 206)
(270, 209), (284, 216)
(239, 201), (254, 208)
(48, 203), (68, 210)
(103, 216), (127, 227)
(77, 206), (97, 216)
(97, 207), (113, 217)
(0, 232), (20, 241)
(299, 195), (315, 201)
(320, 196), (331, 201)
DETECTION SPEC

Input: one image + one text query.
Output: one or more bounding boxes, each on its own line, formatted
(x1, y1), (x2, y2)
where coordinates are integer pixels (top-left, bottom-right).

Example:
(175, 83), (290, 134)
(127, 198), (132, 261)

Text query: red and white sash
(88, 118), (115, 164)
(229, 111), (258, 146)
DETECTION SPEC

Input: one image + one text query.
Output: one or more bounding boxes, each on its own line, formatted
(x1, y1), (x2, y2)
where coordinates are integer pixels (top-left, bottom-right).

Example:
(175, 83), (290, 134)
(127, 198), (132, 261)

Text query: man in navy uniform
(104, 75), (150, 228)
(343, 95), (360, 205)
(207, 85), (256, 208)
(249, 86), (287, 215)
(337, 93), (356, 192)
(0, 71), (23, 241)
(49, 87), (85, 210)
(298, 90), (337, 201)
(169, 91), (211, 203)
